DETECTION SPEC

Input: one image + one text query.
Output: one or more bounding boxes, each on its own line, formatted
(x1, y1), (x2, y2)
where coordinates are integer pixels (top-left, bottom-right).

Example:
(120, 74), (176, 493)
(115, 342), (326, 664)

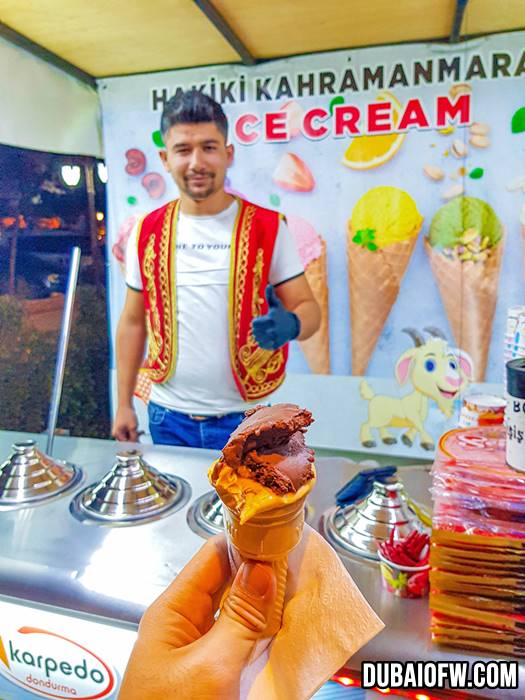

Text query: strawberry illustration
(273, 153), (315, 192)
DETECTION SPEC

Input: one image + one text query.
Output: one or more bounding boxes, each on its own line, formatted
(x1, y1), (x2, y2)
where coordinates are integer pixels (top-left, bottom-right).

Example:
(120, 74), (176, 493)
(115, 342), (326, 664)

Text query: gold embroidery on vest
(251, 248), (265, 318)
(143, 201), (176, 381)
(232, 205), (285, 399)
(157, 201), (175, 379)
(143, 235), (163, 366)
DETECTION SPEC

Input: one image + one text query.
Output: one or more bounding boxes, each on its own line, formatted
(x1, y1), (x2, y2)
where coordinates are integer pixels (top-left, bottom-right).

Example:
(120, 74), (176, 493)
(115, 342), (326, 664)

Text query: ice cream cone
(134, 369), (152, 404)
(347, 187), (422, 375)
(286, 215), (330, 374)
(300, 240), (330, 373)
(521, 222), (525, 277)
(425, 197), (504, 382)
(209, 404), (316, 638)
(224, 494), (308, 637)
(425, 239), (502, 382)
(348, 231), (419, 375)
(113, 214), (139, 276)
(223, 494), (308, 561)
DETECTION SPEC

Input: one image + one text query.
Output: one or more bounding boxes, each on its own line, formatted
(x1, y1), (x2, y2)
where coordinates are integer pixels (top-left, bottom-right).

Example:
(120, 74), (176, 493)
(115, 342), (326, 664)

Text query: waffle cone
(222, 494), (307, 561)
(347, 226), (419, 375)
(299, 240), (330, 374)
(522, 224), (525, 276)
(265, 557), (288, 637)
(223, 496), (307, 637)
(134, 370), (152, 404)
(424, 239), (503, 382)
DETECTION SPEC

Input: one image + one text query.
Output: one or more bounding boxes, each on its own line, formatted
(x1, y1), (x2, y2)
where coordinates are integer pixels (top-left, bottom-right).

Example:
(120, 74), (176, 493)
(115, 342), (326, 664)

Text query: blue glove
(252, 285), (300, 350)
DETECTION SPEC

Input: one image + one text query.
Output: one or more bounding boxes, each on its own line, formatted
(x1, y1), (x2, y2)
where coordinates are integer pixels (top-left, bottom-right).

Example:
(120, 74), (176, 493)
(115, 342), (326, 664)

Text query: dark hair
(160, 90), (228, 141)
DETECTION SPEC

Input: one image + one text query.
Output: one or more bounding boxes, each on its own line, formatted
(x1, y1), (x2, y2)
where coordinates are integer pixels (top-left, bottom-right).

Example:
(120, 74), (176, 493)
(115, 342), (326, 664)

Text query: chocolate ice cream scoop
(218, 404), (315, 495)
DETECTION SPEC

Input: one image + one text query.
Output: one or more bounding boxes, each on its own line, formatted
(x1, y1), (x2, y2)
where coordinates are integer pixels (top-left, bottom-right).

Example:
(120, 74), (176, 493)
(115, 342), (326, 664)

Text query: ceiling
(0, 0), (524, 81)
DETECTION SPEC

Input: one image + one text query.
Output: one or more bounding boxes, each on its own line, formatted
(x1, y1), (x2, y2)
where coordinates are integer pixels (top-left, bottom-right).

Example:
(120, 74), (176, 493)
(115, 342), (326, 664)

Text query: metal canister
(506, 358), (525, 472)
(504, 306), (525, 391)
(458, 393), (506, 428)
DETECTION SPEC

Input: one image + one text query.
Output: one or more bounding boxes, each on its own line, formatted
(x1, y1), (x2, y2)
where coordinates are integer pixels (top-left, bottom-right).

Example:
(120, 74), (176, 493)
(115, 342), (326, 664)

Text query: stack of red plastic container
(430, 426), (525, 658)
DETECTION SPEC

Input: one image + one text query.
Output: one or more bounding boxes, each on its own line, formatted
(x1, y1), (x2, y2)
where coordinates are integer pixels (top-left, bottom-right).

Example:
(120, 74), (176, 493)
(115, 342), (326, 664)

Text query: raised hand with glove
(252, 284), (301, 350)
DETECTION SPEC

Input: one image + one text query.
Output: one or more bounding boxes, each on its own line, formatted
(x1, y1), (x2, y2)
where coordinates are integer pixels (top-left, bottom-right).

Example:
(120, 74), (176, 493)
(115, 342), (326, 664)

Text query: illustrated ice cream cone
(425, 197), (504, 382)
(209, 404), (316, 637)
(347, 187), (423, 375)
(134, 369), (152, 404)
(287, 215), (330, 373)
(521, 204), (525, 277)
(112, 214), (139, 275)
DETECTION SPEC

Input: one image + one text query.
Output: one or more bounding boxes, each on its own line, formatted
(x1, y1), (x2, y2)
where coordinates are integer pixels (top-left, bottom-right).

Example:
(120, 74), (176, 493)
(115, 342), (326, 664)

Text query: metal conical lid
(187, 490), (224, 537)
(324, 477), (429, 560)
(0, 440), (82, 506)
(70, 450), (190, 524)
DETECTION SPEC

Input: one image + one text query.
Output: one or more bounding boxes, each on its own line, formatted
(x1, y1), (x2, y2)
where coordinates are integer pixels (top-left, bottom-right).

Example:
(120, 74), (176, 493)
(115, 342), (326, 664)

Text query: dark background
(0, 143), (111, 438)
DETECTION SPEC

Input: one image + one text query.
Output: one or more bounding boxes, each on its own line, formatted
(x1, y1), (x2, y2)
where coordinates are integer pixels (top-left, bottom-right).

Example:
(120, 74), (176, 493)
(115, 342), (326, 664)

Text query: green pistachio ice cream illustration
(428, 197), (503, 263)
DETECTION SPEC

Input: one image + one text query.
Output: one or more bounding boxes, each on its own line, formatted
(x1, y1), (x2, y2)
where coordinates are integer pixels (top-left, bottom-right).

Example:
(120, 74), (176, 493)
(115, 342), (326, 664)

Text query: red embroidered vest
(136, 197), (288, 401)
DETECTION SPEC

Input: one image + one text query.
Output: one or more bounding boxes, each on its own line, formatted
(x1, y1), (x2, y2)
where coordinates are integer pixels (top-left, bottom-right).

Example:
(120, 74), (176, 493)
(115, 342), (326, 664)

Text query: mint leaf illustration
(511, 107), (525, 134)
(152, 130), (164, 147)
(353, 228), (378, 250)
(469, 167), (484, 179)
(329, 95), (345, 115)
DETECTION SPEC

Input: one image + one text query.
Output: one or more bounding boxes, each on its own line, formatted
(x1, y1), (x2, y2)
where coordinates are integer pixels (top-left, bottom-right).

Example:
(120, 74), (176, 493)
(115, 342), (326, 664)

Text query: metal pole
(46, 246), (81, 455)
(449, 0), (470, 43)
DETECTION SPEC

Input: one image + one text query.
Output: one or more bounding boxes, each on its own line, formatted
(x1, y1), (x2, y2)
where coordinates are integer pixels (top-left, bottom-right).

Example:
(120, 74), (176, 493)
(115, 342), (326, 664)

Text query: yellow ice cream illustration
(351, 186), (423, 248)
(347, 186), (423, 375)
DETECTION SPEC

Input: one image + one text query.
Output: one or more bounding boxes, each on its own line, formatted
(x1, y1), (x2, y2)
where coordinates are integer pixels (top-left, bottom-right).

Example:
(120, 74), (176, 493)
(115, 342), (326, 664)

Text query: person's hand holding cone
(119, 535), (277, 700)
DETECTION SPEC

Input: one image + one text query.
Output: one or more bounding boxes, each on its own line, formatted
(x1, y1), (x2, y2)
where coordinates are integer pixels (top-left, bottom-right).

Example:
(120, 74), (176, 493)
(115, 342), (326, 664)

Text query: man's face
(160, 122), (233, 201)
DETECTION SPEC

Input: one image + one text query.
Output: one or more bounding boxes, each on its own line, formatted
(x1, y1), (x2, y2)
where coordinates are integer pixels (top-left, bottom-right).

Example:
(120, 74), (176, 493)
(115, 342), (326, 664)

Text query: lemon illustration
(342, 91), (406, 170)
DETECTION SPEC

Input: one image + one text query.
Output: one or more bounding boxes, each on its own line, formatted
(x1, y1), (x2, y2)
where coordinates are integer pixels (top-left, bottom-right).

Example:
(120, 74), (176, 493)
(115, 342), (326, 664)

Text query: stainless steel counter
(0, 430), (523, 698)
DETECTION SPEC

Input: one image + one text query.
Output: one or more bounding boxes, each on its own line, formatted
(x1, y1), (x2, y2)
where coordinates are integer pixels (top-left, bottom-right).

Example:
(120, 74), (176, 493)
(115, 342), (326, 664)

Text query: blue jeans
(148, 401), (245, 450)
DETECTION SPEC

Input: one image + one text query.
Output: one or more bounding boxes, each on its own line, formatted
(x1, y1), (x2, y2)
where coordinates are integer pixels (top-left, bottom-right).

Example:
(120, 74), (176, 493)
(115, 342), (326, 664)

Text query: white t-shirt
(125, 199), (304, 415)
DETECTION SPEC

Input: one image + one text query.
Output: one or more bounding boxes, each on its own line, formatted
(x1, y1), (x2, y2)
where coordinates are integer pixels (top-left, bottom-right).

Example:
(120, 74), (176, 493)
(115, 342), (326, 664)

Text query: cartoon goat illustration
(359, 327), (474, 451)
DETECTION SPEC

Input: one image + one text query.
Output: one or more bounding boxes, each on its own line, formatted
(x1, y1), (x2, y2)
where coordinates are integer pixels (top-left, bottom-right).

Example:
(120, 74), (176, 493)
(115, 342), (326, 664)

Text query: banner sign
(100, 32), (525, 455)
(0, 600), (135, 699)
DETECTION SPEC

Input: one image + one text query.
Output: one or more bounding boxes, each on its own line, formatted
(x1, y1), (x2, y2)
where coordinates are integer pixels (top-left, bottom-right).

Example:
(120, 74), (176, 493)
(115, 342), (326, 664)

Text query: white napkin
(238, 524), (384, 700)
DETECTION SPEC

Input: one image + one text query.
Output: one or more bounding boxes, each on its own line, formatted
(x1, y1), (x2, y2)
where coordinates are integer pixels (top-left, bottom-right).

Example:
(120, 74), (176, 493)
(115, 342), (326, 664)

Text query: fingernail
(241, 562), (272, 597)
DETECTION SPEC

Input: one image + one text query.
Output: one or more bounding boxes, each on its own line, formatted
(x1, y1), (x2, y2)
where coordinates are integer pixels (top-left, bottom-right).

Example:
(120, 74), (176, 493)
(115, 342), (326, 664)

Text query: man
(112, 90), (320, 448)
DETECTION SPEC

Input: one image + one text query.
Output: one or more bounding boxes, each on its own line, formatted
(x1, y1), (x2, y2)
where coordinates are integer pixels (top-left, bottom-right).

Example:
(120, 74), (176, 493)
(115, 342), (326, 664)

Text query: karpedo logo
(0, 626), (116, 698)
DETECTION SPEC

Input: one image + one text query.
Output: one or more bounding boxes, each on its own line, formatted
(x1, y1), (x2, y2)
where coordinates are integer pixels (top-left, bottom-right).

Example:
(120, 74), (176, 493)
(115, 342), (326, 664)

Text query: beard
(182, 172), (218, 201)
